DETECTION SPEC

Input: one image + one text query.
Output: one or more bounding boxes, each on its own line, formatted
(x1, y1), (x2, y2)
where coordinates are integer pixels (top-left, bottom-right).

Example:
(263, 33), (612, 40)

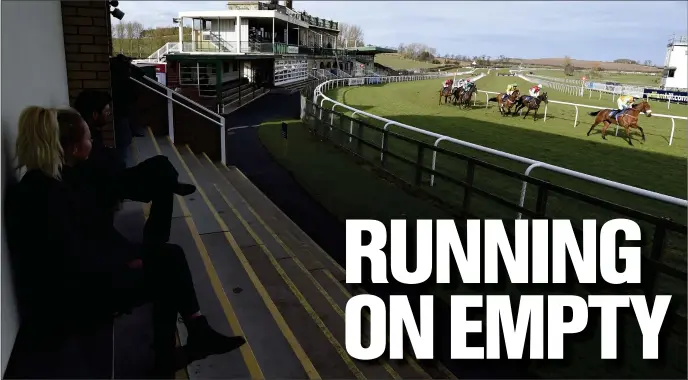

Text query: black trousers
(15, 243), (201, 373)
(112, 243), (201, 349)
(116, 155), (179, 244)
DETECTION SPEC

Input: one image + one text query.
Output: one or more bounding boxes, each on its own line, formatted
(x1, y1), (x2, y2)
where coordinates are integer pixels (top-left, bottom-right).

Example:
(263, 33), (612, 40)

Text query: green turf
(374, 53), (444, 70)
(257, 120), (452, 222)
(498, 70), (688, 117)
(323, 74), (687, 269)
(258, 118), (687, 380)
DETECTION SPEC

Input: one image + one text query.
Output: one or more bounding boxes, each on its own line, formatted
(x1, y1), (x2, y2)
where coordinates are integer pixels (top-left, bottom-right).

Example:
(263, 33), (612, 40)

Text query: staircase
(4, 74), (460, 378)
(120, 128), (460, 379)
(203, 31), (235, 52)
(146, 42), (180, 62)
(275, 77), (319, 93)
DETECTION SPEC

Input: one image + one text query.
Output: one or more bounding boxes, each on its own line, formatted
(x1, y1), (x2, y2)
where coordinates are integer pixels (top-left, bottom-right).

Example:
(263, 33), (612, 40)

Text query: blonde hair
(15, 106), (64, 179)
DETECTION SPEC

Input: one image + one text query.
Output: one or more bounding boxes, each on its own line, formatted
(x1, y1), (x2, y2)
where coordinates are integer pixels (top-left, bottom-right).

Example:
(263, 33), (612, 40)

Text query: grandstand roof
(345, 46), (397, 55)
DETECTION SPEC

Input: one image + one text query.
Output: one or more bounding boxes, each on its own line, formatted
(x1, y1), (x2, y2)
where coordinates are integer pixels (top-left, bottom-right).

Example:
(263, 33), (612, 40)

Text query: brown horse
(437, 80), (454, 105)
(586, 101), (651, 145)
(455, 84), (478, 109)
(488, 90), (520, 115)
(513, 92), (548, 121)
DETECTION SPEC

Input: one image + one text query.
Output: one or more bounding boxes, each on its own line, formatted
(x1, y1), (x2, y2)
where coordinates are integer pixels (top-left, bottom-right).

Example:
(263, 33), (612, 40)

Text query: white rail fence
(130, 76), (227, 164)
(313, 74), (688, 213)
(471, 86), (686, 146)
(520, 73), (685, 110)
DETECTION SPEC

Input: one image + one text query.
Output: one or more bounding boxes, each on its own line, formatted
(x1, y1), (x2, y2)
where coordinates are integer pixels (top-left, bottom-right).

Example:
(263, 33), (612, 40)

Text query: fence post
(220, 117), (226, 165)
(461, 161), (476, 216)
(380, 128), (389, 167)
(534, 183), (549, 216)
(642, 220), (668, 298)
(415, 144), (425, 185)
(167, 88), (174, 142)
(356, 120), (364, 155)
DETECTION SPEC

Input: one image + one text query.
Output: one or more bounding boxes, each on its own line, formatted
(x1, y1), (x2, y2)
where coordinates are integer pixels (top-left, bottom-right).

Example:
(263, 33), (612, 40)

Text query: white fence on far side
(312, 74), (688, 215)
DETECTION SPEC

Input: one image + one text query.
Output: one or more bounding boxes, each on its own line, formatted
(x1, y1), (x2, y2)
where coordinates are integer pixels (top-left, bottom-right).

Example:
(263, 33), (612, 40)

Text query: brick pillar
(61, 1), (115, 147)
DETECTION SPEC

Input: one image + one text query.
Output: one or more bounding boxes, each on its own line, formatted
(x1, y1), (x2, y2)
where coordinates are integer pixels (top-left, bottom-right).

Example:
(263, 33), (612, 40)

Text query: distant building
(661, 35), (687, 90)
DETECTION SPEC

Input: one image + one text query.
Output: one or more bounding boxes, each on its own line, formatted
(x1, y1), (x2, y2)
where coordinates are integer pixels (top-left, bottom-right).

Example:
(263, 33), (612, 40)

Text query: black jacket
(5, 170), (134, 324)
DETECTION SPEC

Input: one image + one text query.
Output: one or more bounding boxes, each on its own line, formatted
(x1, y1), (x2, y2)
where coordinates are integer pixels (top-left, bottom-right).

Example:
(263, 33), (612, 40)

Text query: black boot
(184, 316), (246, 363)
(174, 182), (196, 196)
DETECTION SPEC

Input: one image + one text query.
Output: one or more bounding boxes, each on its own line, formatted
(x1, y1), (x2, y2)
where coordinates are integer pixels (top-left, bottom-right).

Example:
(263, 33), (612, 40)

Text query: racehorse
(488, 90), (520, 116)
(586, 100), (651, 146)
(513, 92), (548, 120)
(438, 85), (453, 105)
(450, 86), (462, 104)
(455, 84), (478, 109)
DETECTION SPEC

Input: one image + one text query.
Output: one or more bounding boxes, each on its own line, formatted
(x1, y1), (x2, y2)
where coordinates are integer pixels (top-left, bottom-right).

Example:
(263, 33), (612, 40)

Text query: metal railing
(313, 75), (688, 211)
(302, 97), (687, 319)
(146, 42), (180, 61)
(130, 75), (226, 165)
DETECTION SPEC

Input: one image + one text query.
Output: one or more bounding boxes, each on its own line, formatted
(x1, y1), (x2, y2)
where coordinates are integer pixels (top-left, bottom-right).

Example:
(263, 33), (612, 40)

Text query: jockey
(529, 84), (543, 97)
(443, 79), (453, 89)
(506, 83), (519, 96)
(463, 78), (472, 91)
(617, 94), (635, 113)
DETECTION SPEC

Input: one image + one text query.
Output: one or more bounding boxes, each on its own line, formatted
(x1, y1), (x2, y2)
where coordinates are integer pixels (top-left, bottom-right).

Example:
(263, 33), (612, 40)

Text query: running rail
(313, 74), (688, 214)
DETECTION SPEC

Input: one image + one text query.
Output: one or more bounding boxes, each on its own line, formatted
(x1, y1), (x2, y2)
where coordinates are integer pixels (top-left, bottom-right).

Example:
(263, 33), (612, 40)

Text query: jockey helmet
(537, 84), (542, 88)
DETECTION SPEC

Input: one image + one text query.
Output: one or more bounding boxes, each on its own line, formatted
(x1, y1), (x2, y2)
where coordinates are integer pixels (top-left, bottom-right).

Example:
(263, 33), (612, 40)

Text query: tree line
(112, 21), (191, 58)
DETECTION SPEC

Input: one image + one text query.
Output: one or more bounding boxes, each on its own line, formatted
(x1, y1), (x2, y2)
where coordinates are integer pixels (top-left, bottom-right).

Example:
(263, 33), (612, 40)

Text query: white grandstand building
(660, 35), (687, 90)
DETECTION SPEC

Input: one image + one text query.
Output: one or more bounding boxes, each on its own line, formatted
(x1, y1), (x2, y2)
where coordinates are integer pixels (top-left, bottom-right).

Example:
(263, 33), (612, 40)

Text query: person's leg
(143, 191), (174, 245)
(142, 243), (246, 362)
(116, 156), (196, 244)
(117, 155), (195, 202)
(109, 260), (180, 378)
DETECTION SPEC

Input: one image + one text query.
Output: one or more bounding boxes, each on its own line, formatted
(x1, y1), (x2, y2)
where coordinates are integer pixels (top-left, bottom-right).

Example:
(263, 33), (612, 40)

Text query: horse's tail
(488, 97), (497, 102)
(589, 110), (601, 116)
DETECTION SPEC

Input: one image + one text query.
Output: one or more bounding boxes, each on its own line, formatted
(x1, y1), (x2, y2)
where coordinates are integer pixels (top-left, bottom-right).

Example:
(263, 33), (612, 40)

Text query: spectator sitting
(110, 54), (145, 162)
(72, 89), (196, 244)
(6, 106), (246, 377)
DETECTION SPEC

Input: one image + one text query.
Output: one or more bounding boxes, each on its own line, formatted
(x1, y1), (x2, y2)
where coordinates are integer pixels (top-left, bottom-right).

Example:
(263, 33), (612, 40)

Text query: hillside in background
(515, 57), (661, 72)
(374, 53), (471, 70)
(112, 26), (190, 58)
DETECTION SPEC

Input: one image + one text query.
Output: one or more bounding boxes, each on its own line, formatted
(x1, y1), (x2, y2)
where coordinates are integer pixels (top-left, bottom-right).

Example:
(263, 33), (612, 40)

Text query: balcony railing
(175, 40), (348, 57)
(257, 2), (339, 30)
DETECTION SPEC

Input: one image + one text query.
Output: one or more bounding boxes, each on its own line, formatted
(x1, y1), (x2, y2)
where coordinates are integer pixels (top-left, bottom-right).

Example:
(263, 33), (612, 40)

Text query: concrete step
(216, 164), (458, 380)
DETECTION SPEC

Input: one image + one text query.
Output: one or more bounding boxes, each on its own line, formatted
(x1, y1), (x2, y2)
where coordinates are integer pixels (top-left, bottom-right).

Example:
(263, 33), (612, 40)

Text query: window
(223, 61), (230, 73)
(668, 68), (676, 78)
(233, 61), (239, 72)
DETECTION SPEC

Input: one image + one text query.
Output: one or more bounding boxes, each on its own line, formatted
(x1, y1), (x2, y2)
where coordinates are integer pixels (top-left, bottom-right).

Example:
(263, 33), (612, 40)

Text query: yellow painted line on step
(188, 154), (365, 380)
(167, 141), (320, 379)
(147, 130), (265, 380)
(179, 147), (320, 380)
(203, 157), (399, 380)
(215, 160), (453, 380)
(210, 181), (367, 380)
(134, 139), (189, 380)
(229, 165), (347, 275)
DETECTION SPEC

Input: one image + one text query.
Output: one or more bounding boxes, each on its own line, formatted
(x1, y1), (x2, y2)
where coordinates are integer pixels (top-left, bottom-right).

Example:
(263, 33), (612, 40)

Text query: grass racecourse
(258, 70), (687, 380)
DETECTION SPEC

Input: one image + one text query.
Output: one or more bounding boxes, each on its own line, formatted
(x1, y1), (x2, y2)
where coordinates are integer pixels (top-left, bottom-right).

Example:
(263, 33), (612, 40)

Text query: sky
(114, 1), (688, 64)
